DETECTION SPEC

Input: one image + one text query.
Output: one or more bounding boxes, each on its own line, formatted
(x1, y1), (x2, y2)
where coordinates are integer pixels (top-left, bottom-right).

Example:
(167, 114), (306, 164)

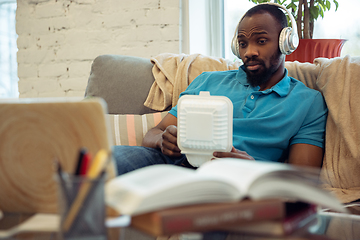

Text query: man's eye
(239, 42), (247, 48)
(258, 39), (267, 44)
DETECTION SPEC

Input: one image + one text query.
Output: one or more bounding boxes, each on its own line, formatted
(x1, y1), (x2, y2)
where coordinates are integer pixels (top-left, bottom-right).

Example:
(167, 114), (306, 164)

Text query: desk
(1, 210), (360, 240)
(0, 212), (122, 240)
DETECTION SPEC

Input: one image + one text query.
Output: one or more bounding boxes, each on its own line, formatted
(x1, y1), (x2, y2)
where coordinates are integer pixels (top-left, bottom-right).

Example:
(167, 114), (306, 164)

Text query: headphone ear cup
(279, 28), (288, 55)
(231, 35), (240, 58)
(279, 27), (298, 55)
(279, 27), (291, 55)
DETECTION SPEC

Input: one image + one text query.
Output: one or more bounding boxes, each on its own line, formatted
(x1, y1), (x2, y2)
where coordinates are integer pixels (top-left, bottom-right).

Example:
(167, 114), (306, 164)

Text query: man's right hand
(160, 125), (181, 157)
(142, 113), (181, 157)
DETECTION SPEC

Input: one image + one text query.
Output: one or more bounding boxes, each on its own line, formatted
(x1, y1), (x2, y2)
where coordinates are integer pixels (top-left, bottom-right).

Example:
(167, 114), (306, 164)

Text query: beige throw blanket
(144, 53), (242, 111)
(287, 56), (360, 203)
(146, 53), (360, 203)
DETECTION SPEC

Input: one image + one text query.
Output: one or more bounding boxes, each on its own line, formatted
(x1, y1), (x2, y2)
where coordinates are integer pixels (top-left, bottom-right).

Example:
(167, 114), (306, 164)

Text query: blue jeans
(112, 145), (195, 175)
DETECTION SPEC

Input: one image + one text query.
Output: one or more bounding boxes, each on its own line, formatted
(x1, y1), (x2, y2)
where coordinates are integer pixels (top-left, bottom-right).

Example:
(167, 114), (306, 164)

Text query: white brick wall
(16, 0), (180, 98)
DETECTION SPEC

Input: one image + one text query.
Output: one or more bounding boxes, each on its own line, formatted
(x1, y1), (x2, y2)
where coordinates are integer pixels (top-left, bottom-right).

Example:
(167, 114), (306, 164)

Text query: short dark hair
(241, 4), (288, 29)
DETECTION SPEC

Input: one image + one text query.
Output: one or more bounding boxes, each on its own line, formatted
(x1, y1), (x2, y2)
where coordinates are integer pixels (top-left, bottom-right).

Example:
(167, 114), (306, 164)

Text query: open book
(105, 158), (344, 215)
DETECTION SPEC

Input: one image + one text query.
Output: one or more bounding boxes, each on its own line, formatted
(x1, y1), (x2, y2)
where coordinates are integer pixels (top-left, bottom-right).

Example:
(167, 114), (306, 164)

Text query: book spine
(161, 201), (284, 235)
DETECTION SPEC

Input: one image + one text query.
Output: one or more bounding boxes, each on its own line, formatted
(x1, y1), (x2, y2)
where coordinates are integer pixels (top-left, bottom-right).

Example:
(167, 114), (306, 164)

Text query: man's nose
(244, 44), (259, 59)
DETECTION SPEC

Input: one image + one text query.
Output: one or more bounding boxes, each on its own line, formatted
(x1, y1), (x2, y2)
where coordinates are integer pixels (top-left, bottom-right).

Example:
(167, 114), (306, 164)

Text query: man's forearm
(142, 127), (163, 149)
(288, 143), (323, 168)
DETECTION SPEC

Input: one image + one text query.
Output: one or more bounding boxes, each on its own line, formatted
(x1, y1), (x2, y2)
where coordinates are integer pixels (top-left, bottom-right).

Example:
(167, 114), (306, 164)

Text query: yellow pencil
(62, 149), (108, 232)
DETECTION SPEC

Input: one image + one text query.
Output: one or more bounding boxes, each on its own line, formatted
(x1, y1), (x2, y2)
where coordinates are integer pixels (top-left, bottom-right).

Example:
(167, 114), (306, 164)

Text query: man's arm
(142, 113), (181, 157)
(213, 144), (323, 168)
(287, 143), (324, 168)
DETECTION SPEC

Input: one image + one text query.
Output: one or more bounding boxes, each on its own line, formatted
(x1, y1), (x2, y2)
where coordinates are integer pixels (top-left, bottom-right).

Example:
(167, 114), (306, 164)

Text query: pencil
(62, 149), (108, 232)
(54, 158), (70, 201)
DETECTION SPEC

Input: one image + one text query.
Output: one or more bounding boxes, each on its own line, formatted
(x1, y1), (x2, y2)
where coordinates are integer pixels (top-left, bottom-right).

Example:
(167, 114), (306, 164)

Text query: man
(113, 4), (327, 175)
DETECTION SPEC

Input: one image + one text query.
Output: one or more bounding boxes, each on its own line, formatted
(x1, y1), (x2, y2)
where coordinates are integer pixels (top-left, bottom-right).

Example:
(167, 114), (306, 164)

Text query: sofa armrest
(85, 54), (158, 115)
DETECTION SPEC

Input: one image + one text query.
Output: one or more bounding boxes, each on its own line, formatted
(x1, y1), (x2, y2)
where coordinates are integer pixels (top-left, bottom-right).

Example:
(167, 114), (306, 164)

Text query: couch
(85, 53), (360, 204)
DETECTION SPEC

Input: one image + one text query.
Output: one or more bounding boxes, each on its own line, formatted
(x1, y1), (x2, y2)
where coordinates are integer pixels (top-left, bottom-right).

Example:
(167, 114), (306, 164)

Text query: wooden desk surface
(0, 212), (122, 240)
(1, 210), (360, 240)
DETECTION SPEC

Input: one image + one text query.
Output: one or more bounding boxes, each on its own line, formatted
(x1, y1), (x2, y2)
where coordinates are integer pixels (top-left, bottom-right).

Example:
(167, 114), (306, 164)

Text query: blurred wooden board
(0, 97), (115, 213)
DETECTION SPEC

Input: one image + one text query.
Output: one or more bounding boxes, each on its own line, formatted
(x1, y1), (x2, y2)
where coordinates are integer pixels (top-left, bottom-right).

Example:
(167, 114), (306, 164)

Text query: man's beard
(244, 51), (282, 87)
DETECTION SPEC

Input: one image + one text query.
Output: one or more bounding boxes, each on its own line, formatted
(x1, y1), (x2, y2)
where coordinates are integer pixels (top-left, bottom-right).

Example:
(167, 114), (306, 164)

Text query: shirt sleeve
(290, 92), (328, 148)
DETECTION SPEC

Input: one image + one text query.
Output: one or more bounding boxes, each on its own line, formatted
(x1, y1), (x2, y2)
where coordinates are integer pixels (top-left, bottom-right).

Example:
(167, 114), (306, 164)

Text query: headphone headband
(261, 2), (298, 39)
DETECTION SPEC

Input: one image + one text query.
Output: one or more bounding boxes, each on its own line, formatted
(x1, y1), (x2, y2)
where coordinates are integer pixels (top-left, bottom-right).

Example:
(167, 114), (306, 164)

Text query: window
(0, 0), (18, 98)
(223, 0), (255, 61)
(185, 0), (224, 57)
(185, 0), (360, 60)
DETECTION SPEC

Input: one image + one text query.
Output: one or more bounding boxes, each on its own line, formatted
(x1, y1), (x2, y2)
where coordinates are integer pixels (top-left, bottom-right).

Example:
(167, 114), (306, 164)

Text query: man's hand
(142, 113), (181, 157)
(160, 125), (181, 157)
(213, 146), (254, 160)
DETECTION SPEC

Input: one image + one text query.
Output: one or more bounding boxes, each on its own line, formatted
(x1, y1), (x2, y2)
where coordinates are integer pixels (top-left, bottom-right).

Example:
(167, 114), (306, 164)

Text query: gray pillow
(85, 54), (158, 114)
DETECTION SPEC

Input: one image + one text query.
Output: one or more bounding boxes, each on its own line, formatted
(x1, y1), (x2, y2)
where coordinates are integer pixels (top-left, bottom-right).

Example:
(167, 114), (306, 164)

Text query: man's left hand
(213, 147), (255, 160)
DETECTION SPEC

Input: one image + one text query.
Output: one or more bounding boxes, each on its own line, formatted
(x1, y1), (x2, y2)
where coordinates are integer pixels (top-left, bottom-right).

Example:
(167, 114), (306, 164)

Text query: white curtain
(184, 0), (225, 58)
(0, 0), (18, 98)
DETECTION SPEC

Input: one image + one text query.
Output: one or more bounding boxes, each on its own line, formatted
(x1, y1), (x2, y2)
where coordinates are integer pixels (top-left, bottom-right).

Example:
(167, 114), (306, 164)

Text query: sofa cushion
(108, 111), (169, 146)
(85, 54), (158, 115)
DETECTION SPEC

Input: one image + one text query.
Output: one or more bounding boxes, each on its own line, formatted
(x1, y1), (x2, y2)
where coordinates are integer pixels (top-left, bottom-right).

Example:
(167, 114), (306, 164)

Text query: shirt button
(250, 95), (254, 99)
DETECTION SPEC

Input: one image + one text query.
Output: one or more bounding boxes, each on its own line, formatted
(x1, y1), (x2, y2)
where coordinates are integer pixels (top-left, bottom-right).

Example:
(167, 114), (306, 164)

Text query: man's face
(237, 13), (283, 87)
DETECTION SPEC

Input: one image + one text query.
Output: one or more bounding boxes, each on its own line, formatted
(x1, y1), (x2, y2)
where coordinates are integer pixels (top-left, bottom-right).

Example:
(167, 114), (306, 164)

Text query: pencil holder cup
(56, 173), (107, 240)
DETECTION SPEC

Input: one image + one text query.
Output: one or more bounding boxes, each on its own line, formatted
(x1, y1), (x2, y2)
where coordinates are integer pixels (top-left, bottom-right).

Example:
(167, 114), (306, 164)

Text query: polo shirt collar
(237, 65), (291, 97)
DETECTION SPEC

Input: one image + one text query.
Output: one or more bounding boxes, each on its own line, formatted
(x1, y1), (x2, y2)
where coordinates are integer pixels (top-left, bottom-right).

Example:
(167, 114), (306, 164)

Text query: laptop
(0, 97), (116, 213)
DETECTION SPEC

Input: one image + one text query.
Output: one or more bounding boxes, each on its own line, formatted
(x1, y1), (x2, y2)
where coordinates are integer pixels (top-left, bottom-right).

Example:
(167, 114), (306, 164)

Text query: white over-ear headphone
(231, 2), (299, 58)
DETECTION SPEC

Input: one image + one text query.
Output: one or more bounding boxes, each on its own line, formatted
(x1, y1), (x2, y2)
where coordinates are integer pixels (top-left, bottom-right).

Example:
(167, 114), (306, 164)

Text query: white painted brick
(65, 90), (86, 97)
(35, 33), (66, 49)
(17, 18), (51, 35)
(136, 24), (179, 42)
(50, 17), (72, 32)
(33, 79), (59, 93)
(92, 0), (113, 14)
(113, 28), (137, 43)
(16, 2), (34, 19)
(38, 63), (68, 78)
(38, 89), (66, 97)
(137, 8), (179, 25)
(17, 35), (36, 50)
(67, 61), (92, 78)
(35, 2), (66, 19)
(59, 77), (89, 91)
(18, 78), (38, 94)
(17, 64), (38, 78)
(71, 8), (102, 29)
(73, 0), (95, 4)
(17, 0), (181, 98)
(122, 0), (159, 10)
(17, 49), (53, 64)
(160, 0), (179, 8)
(102, 12), (136, 29)
(16, 18), (32, 35)
(19, 89), (39, 98)
(56, 44), (102, 62)
(64, 30), (112, 47)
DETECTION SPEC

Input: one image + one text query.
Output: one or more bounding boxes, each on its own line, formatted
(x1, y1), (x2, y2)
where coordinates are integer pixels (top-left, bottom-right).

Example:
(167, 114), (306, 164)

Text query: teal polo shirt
(169, 66), (328, 162)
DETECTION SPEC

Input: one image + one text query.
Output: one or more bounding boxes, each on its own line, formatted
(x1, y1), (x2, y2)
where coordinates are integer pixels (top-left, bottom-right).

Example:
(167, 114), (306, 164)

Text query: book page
(106, 164), (239, 215)
(197, 159), (345, 213)
(196, 158), (290, 196)
(107, 165), (196, 197)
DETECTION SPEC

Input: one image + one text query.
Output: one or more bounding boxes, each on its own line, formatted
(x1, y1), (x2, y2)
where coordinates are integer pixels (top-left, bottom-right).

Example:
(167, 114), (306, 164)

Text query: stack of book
(105, 158), (345, 237)
(131, 200), (317, 237)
